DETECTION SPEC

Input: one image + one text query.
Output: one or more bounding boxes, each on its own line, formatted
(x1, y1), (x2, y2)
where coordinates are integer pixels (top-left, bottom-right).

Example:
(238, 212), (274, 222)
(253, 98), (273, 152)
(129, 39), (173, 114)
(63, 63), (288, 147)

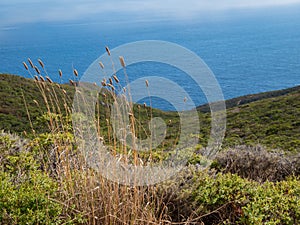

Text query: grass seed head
(22, 62), (29, 70)
(34, 66), (41, 74)
(99, 61), (105, 69)
(39, 75), (45, 82)
(119, 56), (126, 68)
(113, 75), (119, 83)
(73, 69), (78, 77)
(38, 59), (44, 68)
(107, 83), (115, 91)
(69, 79), (74, 86)
(28, 58), (34, 68)
(46, 76), (53, 83)
(59, 69), (62, 77)
(105, 46), (111, 56)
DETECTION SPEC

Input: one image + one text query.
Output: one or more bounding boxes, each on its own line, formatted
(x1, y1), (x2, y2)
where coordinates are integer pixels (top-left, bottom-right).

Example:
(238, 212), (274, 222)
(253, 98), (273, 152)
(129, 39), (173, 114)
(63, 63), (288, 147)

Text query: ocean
(1, 6), (300, 110)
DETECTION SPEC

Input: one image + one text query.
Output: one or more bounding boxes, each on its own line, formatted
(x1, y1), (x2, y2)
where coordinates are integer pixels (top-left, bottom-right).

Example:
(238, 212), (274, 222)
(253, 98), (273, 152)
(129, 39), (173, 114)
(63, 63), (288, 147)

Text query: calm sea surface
(1, 7), (300, 110)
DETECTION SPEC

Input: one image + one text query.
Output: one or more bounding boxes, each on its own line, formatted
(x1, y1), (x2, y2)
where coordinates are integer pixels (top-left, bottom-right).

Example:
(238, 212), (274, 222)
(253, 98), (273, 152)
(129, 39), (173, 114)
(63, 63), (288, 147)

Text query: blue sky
(1, 0), (300, 27)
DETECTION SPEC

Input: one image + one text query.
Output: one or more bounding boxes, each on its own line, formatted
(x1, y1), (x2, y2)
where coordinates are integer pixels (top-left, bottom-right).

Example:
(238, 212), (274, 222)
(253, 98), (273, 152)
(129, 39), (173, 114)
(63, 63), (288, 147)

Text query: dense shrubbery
(0, 132), (65, 224)
(1, 131), (300, 224)
(213, 145), (300, 182)
(159, 167), (300, 224)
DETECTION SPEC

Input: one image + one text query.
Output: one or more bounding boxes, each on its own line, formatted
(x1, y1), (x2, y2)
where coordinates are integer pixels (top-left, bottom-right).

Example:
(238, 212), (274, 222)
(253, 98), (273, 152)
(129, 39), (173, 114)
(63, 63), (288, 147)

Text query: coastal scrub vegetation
(0, 54), (299, 224)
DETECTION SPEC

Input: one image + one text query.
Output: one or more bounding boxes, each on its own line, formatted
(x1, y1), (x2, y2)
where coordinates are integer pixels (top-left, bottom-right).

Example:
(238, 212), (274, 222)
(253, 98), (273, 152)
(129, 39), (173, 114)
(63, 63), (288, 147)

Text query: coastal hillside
(1, 73), (300, 224)
(1, 73), (299, 152)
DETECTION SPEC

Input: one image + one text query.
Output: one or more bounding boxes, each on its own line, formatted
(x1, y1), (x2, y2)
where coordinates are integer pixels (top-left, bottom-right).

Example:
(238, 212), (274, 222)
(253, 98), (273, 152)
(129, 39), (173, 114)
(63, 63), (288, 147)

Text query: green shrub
(190, 171), (300, 224)
(241, 177), (300, 224)
(0, 132), (64, 225)
(159, 166), (300, 224)
(192, 172), (253, 224)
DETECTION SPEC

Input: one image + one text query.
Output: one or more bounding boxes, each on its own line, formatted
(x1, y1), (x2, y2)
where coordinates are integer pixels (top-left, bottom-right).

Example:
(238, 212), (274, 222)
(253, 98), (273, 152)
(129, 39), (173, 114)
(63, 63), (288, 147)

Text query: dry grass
(22, 54), (193, 224)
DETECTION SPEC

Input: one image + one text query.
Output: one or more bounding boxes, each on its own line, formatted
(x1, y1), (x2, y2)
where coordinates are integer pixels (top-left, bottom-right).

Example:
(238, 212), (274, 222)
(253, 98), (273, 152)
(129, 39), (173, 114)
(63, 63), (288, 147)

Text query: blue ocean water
(1, 6), (300, 110)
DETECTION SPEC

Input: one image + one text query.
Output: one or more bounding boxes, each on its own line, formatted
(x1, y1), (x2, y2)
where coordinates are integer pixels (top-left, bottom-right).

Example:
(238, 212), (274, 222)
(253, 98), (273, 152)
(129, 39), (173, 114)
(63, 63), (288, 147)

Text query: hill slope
(0, 73), (299, 151)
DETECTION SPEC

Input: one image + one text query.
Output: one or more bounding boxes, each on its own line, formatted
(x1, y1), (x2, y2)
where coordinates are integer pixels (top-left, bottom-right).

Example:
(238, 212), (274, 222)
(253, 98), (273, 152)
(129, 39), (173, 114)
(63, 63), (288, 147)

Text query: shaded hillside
(0, 74), (75, 133)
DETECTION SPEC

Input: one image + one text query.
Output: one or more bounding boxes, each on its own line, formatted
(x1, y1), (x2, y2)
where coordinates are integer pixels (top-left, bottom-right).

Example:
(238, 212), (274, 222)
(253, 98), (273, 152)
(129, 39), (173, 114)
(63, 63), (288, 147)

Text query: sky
(1, 0), (300, 27)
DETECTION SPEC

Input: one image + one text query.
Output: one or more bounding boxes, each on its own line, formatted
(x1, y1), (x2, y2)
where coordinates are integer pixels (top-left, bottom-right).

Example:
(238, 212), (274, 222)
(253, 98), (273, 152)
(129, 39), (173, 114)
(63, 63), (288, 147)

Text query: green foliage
(1, 73), (300, 152)
(241, 177), (300, 224)
(224, 90), (300, 152)
(0, 133), (64, 225)
(0, 74), (75, 134)
(159, 166), (300, 224)
(192, 172), (300, 224)
(174, 170), (300, 224)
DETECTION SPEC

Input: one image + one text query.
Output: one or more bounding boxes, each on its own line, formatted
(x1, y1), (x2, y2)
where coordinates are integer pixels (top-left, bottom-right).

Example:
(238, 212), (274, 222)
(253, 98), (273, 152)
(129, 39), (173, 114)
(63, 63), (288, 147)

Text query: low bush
(0, 132), (65, 225)
(212, 145), (299, 182)
(157, 166), (300, 224)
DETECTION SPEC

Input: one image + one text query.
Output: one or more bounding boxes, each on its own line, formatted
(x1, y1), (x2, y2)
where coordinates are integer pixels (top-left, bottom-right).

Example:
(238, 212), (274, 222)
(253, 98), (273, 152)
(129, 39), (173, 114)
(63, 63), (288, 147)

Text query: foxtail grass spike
(46, 76), (53, 83)
(34, 66), (41, 74)
(73, 69), (78, 77)
(99, 62), (104, 69)
(119, 56), (126, 68)
(38, 59), (44, 68)
(107, 83), (115, 91)
(39, 75), (45, 82)
(22, 62), (29, 70)
(113, 75), (119, 83)
(28, 58), (34, 68)
(105, 46), (111, 56)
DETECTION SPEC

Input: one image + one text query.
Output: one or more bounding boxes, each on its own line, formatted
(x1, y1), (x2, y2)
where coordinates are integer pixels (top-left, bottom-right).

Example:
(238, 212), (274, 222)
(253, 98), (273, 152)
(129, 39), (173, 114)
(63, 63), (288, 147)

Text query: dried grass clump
(214, 145), (299, 182)
(19, 54), (186, 224)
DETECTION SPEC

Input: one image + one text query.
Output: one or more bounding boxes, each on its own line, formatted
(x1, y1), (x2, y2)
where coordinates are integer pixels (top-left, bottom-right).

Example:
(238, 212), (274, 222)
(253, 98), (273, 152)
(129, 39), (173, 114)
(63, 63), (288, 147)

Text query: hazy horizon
(1, 0), (300, 28)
